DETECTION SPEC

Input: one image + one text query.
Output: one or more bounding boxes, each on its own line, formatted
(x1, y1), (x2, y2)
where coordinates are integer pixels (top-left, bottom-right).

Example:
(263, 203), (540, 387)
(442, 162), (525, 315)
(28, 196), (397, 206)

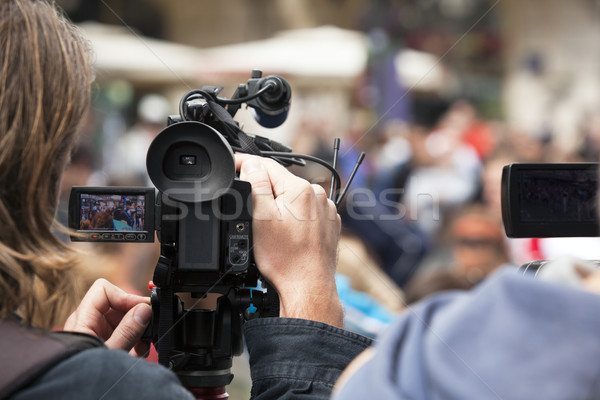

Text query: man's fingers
(79, 279), (150, 315)
(310, 183), (326, 196)
(239, 157), (275, 196)
(105, 308), (127, 330)
(239, 157), (280, 220)
(238, 156), (341, 224)
(234, 153), (252, 170)
(237, 155), (307, 198)
(104, 303), (152, 352)
(130, 341), (151, 358)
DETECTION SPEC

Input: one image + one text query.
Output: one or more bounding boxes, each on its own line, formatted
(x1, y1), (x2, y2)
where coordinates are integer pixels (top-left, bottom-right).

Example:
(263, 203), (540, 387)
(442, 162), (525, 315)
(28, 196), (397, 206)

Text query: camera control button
(102, 233), (112, 240)
(125, 233), (136, 240)
(115, 234), (124, 240)
(137, 234), (147, 240)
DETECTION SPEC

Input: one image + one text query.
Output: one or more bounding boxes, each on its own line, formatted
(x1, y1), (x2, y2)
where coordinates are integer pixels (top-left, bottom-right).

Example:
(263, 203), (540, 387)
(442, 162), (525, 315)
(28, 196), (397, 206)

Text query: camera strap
(0, 317), (104, 399)
(205, 99), (264, 157)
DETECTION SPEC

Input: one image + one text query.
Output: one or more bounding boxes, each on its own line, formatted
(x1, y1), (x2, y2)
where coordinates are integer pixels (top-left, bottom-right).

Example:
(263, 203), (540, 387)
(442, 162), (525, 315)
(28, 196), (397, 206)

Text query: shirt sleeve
(243, 317), (373, 400)
(11, 348), (194, 400)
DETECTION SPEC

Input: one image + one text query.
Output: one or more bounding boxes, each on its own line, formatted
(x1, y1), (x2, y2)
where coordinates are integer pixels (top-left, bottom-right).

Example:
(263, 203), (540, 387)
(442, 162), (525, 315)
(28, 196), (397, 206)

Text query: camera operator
(0, 1), (370, 399)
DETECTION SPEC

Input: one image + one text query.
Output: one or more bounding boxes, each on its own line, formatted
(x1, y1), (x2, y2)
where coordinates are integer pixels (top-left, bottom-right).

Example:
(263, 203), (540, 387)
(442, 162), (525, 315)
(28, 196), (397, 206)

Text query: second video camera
(502, 162), (599, 238)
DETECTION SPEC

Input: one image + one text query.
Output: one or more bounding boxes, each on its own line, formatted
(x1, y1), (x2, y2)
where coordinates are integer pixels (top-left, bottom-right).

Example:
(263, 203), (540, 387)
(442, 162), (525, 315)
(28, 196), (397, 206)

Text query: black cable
(179, 84), (275, 119)
(216, 83), (275, 105)
(233, 148), (342, 203)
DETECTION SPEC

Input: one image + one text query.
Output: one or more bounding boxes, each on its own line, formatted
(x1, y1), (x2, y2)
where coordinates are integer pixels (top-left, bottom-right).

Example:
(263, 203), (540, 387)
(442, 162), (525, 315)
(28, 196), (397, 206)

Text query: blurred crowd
(286, 96), (600, 335)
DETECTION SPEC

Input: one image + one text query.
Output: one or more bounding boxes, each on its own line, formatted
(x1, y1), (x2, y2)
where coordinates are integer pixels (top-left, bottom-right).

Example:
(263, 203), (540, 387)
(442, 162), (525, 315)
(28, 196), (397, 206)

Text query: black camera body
(70, 180), (259, 387)
(69, 181), (255, 278)
(501, 162), (600, 277)
(501, 163), (599, 238)
(68, 71), (293, 390)
(68, 70), (362, 392)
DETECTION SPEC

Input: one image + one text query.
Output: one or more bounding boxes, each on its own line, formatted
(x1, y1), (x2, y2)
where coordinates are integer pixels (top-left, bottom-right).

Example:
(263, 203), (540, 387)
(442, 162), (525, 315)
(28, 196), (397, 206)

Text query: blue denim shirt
(243, 318), (373, 399)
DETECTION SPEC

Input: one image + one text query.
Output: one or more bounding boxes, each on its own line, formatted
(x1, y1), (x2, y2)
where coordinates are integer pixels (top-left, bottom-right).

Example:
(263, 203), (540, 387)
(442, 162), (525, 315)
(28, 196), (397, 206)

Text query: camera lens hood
(146, 121), (235, 203)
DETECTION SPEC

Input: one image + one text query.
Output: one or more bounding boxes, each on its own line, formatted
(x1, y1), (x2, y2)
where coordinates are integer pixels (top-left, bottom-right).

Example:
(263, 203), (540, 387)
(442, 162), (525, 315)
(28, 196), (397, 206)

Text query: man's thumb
(105, 303), (152, 351)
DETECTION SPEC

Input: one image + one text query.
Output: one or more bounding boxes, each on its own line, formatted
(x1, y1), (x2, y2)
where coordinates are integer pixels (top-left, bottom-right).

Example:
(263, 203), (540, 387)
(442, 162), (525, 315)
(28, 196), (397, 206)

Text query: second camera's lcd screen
(517, 169), (597, 224)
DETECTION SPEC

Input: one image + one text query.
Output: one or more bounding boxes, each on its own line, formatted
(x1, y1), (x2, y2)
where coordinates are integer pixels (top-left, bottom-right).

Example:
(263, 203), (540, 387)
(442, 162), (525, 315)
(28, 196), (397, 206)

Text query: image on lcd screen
(518, 169), (597, 223)
(79, 194), (146, 231)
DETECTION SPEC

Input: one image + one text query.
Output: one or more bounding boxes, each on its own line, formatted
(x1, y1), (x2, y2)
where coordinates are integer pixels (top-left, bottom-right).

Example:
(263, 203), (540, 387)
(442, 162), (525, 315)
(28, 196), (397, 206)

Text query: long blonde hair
(0, 0), (93, 328)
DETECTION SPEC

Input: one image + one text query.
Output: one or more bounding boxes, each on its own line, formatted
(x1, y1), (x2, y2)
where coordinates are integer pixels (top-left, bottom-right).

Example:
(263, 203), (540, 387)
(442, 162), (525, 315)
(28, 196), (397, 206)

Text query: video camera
(68, 70), (363, 396)
(501, 162), (599, 275)
(501, 163), (599, 238)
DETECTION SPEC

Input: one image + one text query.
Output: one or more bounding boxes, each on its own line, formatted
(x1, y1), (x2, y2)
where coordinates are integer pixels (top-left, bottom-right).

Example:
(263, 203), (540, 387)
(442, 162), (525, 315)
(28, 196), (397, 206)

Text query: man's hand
(64, 279), (152, 357)
(237, 155), (343, 327)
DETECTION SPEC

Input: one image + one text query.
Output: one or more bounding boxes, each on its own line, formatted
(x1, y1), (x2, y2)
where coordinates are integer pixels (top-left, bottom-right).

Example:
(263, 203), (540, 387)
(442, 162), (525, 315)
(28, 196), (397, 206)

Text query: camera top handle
(172, 69), (359, 204)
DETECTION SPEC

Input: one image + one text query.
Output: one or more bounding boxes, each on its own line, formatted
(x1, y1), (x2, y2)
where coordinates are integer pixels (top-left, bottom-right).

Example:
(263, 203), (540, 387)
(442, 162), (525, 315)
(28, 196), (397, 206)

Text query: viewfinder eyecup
(147, 121), (235, 203)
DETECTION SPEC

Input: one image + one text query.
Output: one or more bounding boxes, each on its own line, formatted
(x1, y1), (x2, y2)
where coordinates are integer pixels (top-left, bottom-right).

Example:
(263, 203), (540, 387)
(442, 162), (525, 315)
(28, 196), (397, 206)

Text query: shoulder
(12, 348), (193, 400)
(335, 267), (600, 400)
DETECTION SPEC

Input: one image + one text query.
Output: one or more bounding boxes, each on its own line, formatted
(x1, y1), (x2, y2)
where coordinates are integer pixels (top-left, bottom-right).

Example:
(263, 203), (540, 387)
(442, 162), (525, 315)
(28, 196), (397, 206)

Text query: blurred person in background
(337, 232), (406, 315)
(338, 119), (429, 288)
(403, 203), (512, 303)
(403, 268), (474, 305)
(342, 100), (487, 288)
(401, 100), (482, 238)
(335, 231), (406, 337)
(105, 93), (170, 185)
(447, 204), (513, 283)
(54, 144), (96, 243)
